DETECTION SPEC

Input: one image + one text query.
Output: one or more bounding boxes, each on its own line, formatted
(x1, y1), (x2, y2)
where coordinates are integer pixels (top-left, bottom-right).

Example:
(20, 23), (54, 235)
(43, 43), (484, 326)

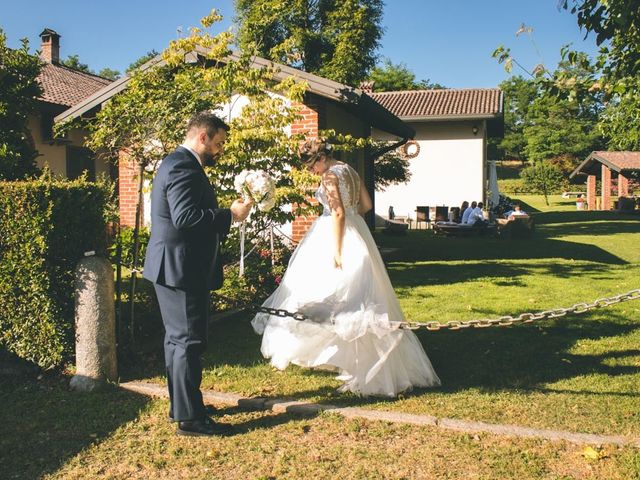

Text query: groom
(143, 112), (252, 436)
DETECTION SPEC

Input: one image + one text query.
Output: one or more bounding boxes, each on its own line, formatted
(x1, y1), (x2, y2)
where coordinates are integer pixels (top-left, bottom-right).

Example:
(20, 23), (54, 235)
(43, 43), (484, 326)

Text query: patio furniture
(434, 206), (448, 222)
(415, 206), (430, 229)
(496, 216), (535, 239)
(433, 221), (496, 237)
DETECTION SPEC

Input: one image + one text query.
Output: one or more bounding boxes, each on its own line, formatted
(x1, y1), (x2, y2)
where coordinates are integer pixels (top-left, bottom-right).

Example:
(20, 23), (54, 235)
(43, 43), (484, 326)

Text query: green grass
(4, 194), (639, 479)
(3, 375), (639, 479)
(127, 195), (640, 437)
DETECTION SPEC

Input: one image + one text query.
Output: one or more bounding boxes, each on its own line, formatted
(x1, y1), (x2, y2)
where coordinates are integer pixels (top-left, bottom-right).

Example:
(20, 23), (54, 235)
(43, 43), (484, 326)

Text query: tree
(560, 1), (640, 150)
(520, 163), (566, 206)
(234, 0), (384, 85)
(0, 30), (41, 180)
(523, 94), (603, 163)
(61, 54), (120, 79)
(494, 76), (539, 161)
(373, 147), (411, 190)
(560, 0), (640, 81)
(367, 59), (444, 92)
(96, 67), (121, 80)
(126, 50), (159, 73)
(60, 54), (91, 72)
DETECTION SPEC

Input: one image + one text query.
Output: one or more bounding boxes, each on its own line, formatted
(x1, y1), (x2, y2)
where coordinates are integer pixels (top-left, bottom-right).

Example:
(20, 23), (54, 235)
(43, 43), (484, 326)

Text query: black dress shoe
(169, 405), (217, 422)
(177, 417), (232, 437)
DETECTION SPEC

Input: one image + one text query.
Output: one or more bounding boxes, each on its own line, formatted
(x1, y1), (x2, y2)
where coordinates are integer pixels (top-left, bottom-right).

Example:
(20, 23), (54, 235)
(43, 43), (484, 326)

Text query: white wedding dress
(251, 163), (440, 397)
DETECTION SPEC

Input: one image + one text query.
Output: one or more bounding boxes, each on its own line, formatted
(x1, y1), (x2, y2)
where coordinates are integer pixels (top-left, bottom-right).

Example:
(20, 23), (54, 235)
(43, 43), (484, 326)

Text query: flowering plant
(234, 169), (276, 212)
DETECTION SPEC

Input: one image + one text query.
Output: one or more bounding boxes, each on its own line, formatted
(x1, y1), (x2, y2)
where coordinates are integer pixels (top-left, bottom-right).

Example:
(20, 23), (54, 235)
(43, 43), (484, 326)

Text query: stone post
(70, 255), (117, 391)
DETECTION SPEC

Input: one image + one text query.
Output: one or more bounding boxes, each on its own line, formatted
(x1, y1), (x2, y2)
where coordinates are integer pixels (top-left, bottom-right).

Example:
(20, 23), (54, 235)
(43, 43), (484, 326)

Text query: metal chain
(249, 289), (640, 331)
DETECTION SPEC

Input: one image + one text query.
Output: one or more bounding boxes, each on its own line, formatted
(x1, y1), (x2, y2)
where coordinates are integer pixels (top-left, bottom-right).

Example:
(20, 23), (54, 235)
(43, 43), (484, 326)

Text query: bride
(251, 140), (440, 397)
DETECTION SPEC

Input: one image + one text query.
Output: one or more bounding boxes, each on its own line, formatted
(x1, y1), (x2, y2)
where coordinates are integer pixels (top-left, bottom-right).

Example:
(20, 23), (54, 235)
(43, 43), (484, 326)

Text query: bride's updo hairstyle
(300, 139), (332, 167)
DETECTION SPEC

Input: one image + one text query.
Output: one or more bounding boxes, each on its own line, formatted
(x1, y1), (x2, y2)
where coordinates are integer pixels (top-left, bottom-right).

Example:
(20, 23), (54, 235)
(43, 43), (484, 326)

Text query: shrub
(213, 226), (293, 311)
(109, 226), (150, 270)
(0, 177), (112, 368)
(520, 163), (567, 205)
(498, 178), (530, 194)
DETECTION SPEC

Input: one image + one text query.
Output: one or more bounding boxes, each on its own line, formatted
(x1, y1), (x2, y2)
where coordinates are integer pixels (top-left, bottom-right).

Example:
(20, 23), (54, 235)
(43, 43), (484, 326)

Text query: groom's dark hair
(186, 111), (230, 138)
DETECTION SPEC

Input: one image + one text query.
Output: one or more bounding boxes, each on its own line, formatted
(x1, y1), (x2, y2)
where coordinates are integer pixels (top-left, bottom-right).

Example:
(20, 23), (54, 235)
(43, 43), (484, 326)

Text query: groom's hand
(231, 198), (253, 222)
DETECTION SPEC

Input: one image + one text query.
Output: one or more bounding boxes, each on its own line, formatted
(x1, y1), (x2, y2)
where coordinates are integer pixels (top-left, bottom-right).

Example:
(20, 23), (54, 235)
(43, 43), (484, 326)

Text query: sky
(1, 0), (601, 89)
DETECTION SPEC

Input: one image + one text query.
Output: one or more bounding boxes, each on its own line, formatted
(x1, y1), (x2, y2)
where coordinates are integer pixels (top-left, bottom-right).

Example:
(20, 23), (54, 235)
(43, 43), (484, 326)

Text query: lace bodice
(316, 163), (360, 215)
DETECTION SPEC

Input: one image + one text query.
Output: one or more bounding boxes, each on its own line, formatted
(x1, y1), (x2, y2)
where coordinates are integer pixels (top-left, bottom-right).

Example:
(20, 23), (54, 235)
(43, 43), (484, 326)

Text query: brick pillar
(291, 102), (321, 241)
(118, 150), (141, 228)
(290, 103), (319, 138)
(291, 197), (320, 243)
(601, 164), (612, 210)
(618, 173), (629, 197)
(587, 175), (596, 211)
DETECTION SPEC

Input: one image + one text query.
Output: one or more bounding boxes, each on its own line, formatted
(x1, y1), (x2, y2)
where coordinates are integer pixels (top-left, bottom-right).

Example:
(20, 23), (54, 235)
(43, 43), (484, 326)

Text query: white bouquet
(234, 169), (276, 212)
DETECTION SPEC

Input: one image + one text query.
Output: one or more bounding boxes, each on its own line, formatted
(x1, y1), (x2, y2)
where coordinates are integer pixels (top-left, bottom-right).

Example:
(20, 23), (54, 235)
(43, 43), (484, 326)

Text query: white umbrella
(488, 161), (500, 207)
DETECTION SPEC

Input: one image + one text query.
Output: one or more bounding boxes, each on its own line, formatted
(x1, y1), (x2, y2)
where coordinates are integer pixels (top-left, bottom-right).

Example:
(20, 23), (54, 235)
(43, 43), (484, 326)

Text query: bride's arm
(358, 179), (373, 216)
(322, 171), (345, 268)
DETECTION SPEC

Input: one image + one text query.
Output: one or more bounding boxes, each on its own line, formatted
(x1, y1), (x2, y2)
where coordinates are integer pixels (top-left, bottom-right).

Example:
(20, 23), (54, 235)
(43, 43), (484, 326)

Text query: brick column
(601, 164), (612, 210)
(118, 150), (141, 228)
(291, 102), (321, 242)
(586, 175), (596, 211)
(618, 173), (629, 197)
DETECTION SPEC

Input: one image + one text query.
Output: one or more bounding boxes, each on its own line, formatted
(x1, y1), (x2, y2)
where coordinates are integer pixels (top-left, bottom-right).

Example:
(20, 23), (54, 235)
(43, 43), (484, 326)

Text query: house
(32, 29), (114, 180)
(54, 47), (414, 240)
(569, 151), (640, 210)
(368, 88), (504, 222)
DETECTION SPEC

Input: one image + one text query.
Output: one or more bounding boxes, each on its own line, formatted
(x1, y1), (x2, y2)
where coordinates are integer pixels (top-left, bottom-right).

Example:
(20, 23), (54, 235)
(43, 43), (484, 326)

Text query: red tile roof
(591, 151), (640, 170)
(38, 63), (112, 107)
(370, 88), (502, 119)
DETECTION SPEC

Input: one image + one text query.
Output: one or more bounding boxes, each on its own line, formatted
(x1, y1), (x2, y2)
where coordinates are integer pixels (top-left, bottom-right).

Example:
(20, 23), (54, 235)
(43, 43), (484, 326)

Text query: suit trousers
(154, 283), (209, 422)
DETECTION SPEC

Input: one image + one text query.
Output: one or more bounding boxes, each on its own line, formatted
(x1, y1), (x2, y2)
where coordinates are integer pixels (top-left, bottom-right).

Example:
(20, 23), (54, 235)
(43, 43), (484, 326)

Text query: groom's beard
(201, 152), (220, 167)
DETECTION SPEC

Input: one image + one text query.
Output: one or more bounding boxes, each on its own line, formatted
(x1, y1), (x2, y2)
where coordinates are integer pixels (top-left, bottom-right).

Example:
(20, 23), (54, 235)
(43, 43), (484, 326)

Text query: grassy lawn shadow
(0, 374), (150, 479)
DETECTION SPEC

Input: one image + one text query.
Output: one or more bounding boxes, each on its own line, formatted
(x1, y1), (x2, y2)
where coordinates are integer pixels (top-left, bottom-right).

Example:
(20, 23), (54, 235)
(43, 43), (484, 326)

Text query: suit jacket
(143, 146), (231, 291)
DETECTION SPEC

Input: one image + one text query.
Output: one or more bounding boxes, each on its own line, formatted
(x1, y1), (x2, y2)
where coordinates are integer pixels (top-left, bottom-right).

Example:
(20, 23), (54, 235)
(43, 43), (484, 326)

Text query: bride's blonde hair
(299, 139), (331, 166)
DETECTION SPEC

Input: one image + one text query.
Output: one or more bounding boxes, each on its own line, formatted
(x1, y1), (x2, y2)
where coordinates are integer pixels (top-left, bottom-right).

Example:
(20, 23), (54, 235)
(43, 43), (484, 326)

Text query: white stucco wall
(373, 121), (486, 220)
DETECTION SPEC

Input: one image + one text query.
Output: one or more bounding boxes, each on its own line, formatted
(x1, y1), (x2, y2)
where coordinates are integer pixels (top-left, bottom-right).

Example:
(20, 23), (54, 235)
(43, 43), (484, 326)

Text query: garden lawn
(128, 195), (640, 438)
(2, 375), (639, 479)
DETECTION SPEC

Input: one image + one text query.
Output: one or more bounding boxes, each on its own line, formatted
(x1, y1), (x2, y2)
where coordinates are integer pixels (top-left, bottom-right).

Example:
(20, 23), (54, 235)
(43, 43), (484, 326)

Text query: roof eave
(55, 47), (412, 138)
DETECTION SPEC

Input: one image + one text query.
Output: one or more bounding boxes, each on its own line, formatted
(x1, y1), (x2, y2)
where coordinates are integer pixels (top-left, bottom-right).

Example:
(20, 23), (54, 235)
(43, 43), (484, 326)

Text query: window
(66, 146), (96, 181)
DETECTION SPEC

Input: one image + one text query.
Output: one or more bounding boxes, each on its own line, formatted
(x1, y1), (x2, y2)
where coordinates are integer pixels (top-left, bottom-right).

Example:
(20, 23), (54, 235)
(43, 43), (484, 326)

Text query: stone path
(120, 381), (640, 448)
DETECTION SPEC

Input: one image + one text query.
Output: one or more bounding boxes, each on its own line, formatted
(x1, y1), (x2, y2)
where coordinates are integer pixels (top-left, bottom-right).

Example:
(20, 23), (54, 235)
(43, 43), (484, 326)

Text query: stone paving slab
(120, 381), (640, 448)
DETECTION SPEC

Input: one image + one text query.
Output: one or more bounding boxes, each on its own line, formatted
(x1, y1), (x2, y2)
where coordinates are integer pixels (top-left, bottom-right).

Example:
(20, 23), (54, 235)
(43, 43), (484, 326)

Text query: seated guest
(461, 201), (476, 224)
(457, 201), (469, 223)
(468, 201), (487, 226)
(504, 203), (528, 220)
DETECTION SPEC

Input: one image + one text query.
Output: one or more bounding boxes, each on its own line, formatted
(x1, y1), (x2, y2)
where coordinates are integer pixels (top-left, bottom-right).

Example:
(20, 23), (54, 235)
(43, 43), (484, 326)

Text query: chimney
(39, 28), (61, 63)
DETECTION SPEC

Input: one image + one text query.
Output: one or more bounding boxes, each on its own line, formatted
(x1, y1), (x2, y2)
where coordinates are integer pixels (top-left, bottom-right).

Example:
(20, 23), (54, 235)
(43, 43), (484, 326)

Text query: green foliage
(0, 177), (112, 368)
(560, 0), (640, 81)
(126, 50), (159, 73)
(0, 29), (42, 180)
(213, 228), (292, 311)
(523, 94), (604, 163)
(234, 0), (384, 85)
(110, 226), (150, 269)
(597, 77), (640, 150)
(373, 147), (411, 191)
(367, 58), (444, 92)
(60, 54), (91, 72)
(520, 163), (566, 205)
(493, 76), (539, 161)
(497, 178), (529, 195)
(61, 54), (120, 80)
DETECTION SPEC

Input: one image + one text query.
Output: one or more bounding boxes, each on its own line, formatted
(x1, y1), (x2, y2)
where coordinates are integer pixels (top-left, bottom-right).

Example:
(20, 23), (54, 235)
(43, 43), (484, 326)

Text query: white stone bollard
(70, 255), (117, 391)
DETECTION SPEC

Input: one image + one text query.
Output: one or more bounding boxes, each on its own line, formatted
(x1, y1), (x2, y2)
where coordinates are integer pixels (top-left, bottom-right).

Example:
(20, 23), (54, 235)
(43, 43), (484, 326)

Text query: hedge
(0, 178), (111, 369)
(498, 178), (531, 195)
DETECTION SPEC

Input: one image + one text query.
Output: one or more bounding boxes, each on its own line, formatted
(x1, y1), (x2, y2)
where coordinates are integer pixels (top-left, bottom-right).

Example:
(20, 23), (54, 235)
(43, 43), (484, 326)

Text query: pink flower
(274, 275), (282, 285)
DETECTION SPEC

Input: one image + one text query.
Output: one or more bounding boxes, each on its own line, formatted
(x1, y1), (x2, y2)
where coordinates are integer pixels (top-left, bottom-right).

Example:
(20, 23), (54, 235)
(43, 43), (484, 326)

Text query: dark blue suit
(143, 146), (231, 421)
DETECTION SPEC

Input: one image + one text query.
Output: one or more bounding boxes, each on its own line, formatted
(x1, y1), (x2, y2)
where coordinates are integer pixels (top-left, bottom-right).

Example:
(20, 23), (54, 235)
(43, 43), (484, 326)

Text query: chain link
(250, 289), (640, 331)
